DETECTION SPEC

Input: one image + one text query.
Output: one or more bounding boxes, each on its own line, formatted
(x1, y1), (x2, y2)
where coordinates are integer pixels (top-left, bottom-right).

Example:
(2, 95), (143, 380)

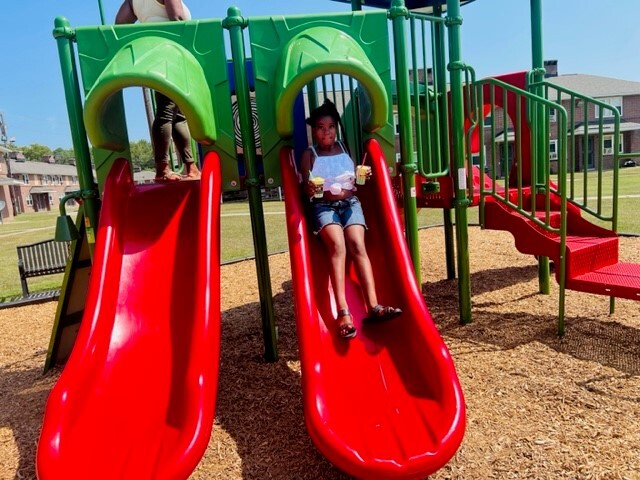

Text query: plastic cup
(311, 177), (324, 198)
(356, 165), (371, 185)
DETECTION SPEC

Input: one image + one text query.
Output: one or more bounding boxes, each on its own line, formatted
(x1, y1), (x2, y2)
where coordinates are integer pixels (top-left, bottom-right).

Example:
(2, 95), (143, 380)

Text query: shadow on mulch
(0, 357), (57, 480)
(212, 280), (350, 480)
(425, 265), (640, 377)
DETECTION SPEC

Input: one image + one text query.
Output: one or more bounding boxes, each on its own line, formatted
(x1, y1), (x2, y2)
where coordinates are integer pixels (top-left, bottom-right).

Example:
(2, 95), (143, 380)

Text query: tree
(53, 147), (76, 164)
(22, 144), (53, 161)
(129, 139), (154, 171)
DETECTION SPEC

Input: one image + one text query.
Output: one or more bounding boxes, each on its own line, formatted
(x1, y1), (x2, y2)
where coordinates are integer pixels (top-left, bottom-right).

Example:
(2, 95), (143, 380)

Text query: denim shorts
(310, 196), (367, 235)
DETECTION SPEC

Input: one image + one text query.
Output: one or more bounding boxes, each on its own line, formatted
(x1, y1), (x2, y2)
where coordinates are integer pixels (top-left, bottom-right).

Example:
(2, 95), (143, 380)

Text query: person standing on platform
(115, 0), (201, 181)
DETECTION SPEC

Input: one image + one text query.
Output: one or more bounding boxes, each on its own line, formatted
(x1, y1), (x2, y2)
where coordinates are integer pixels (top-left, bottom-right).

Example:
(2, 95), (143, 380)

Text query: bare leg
(318, 224), (353, 330)
(345, 225), (402, 322)
(318, 224), (348, 310)
(344, 225), (378, 310)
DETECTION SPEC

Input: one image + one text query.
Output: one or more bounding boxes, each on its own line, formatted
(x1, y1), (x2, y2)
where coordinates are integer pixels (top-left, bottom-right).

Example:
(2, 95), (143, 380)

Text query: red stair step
(565, 235), (618, 277)
(567, 263), (640, 300)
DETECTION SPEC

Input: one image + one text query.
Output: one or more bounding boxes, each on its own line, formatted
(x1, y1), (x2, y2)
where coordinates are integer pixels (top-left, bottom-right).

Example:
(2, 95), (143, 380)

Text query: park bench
(16, 239), (71, 297)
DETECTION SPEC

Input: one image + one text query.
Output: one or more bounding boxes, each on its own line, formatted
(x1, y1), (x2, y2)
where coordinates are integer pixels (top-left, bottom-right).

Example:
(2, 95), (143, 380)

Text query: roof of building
(573, 121), (640, 135)
(0, 177), (22, 186)
(547, 74), (640, 98)
(9, 159), (79, 176)
(30, 186), (58, 194)
(7, 160), (159, 184)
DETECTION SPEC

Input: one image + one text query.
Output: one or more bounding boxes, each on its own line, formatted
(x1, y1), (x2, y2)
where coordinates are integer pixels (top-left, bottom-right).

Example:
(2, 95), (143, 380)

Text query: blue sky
(2, 0), (639, 149)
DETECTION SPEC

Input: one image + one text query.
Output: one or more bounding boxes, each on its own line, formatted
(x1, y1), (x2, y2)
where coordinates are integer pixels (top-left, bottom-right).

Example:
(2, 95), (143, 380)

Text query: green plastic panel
(250, 11), (395, 186)
(75, 20), (240, 191)
(273, 26), (387, 137)
(83, 36), (215, 149)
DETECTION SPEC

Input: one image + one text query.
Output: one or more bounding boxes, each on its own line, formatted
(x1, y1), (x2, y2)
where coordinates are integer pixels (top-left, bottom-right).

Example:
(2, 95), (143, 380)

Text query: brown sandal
(363, 304), (402, 324)
(337, 309), (356, 339)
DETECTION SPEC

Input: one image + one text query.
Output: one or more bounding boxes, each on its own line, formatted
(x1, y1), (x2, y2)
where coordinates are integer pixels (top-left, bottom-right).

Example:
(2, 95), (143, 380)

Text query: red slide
(279, 140), (465, 479)
(37, 154), (222, 479)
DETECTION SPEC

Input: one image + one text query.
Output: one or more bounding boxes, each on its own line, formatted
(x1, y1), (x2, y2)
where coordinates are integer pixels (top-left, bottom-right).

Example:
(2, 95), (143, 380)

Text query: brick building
(0, 146), (22, 222)
(1, 153), (80, 218)
(0, 152), (159, 221)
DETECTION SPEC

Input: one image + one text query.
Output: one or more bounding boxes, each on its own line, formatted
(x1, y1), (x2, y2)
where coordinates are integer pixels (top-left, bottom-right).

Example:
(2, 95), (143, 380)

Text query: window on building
(595, 97), (623, 119)
(49, 194), (54, 205)
(471, 145), (487, 168)
(483, 113), (492, 128)
(549, 107), (557, 123)
(549, 139), (558, 160)
(602, 134), (623, 155)
(73, 176), (78, 184)
(394, 113), (400, 135)
(21, 174), (29, 184)
(26, 195), (33, 206)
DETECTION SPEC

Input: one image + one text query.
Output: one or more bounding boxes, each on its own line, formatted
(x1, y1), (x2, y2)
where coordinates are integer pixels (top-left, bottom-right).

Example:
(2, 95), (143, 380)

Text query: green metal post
(224, 8), (278, 362)
(530, 0), (551, 294)
(446, 0), (472, 324)
(434, 4), (456, 280)
(307, 81), (319, 113)
(97, 0), (106, 25)
(390, 0), (421, 284)
(53, 17), (100, 256)
(443, 208), (456, 279)
(350, 0), (363, 10)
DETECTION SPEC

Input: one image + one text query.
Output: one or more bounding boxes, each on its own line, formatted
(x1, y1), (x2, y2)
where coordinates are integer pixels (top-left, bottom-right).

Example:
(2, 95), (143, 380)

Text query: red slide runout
(279, 140), (465, 479)
(37, 154), (222, 479)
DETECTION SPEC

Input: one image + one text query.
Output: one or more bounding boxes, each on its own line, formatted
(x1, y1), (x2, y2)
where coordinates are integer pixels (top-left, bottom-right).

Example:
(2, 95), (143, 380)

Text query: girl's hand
(304, 180), (316, 197)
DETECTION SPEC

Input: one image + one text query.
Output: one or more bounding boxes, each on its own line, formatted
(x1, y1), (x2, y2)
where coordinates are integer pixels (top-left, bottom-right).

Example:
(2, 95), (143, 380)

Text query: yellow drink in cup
(356, 165), (371, 185)
(311, 177), (324, 198)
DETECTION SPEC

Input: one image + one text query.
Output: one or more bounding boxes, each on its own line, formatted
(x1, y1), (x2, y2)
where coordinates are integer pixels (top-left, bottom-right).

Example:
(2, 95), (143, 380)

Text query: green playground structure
(39, 0), (640, 478)
(47, 0), (640, 369)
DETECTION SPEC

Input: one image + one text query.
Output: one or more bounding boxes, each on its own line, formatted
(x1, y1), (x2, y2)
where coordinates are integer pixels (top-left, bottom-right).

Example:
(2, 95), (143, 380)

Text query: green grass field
(0, 167), (638, 299)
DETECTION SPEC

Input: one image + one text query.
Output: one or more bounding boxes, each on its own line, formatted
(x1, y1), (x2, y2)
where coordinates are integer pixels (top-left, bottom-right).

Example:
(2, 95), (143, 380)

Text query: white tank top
(132, 0), (191, 23)
(310, 143), (356, 192)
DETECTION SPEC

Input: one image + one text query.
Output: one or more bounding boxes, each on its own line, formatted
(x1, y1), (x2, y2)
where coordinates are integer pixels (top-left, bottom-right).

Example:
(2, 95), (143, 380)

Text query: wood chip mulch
(1, 227), (639, 479)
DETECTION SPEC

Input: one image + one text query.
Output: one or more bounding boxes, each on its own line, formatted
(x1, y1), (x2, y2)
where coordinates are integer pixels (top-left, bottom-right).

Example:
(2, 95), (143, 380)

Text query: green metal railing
(308, 74), (364, 162)
(476, 78), (567, 233)
(527, 76), (623, 233)
(407, 11), (448, 178)
(473, 77), (570, 332)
